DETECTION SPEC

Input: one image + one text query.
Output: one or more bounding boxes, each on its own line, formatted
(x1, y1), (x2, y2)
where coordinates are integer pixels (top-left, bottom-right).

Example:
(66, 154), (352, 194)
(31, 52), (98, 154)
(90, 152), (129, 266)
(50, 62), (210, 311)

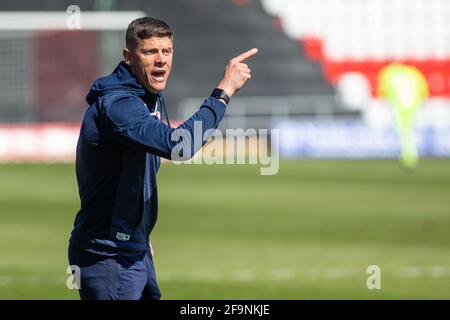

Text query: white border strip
(0, 11), (146, 31)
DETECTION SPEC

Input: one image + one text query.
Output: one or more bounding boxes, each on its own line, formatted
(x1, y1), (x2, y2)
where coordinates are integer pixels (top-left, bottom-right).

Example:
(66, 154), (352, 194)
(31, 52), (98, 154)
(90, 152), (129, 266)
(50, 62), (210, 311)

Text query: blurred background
(0, 0), (449, 299)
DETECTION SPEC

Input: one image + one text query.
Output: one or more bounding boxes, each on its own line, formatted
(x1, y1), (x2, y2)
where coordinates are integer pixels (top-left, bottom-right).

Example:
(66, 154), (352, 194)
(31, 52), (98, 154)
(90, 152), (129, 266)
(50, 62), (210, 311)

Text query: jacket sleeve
(103, 95), (226, 160)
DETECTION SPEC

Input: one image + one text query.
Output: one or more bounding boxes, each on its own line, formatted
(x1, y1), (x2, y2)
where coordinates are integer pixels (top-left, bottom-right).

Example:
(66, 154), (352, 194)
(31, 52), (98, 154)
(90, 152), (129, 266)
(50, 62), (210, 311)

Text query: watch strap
(210, 88), (231, 105)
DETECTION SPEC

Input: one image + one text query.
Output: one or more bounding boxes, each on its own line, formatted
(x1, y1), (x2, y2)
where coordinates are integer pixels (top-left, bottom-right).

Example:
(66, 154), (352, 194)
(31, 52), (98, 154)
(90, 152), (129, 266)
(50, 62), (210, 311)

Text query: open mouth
(151, 70), (166, 82)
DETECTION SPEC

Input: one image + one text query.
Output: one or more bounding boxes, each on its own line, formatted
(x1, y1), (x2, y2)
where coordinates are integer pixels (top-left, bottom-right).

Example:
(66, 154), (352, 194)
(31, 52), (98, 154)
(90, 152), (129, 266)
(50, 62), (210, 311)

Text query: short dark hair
(126, 17), (173, 49)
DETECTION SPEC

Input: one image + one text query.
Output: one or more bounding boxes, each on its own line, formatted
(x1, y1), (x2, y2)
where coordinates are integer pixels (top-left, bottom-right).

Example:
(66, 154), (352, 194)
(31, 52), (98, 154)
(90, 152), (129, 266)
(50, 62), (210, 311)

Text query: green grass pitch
(1, 159), (450, 299)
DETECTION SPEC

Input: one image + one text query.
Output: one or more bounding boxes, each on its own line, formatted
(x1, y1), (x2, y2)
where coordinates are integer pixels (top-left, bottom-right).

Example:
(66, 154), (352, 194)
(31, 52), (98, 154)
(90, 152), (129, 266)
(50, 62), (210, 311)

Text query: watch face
(213, 89), (223, 98)
(211, 88), (229, 104)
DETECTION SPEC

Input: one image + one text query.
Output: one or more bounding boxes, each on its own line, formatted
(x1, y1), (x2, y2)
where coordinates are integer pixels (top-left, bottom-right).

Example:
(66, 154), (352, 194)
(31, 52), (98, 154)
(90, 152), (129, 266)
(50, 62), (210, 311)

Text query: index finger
(232, 48), (258, 63)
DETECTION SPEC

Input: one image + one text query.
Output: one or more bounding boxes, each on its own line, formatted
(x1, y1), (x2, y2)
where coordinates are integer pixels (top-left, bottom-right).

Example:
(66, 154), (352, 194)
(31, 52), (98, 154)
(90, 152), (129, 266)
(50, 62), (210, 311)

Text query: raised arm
(105, 48), (259, 160)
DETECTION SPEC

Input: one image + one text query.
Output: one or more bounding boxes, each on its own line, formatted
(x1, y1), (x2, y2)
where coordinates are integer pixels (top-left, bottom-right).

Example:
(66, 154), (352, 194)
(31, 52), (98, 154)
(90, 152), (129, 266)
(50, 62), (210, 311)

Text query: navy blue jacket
(70, 61), (226, 255)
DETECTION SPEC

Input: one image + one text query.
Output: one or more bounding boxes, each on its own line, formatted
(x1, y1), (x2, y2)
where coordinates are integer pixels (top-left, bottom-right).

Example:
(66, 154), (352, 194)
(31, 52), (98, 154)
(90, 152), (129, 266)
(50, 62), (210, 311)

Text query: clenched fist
(217, 48), (258, 97)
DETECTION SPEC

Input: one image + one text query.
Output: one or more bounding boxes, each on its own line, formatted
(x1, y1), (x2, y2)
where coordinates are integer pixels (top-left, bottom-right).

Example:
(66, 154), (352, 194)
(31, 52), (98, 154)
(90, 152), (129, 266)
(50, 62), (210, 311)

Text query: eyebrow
(141, 47), (173, 52)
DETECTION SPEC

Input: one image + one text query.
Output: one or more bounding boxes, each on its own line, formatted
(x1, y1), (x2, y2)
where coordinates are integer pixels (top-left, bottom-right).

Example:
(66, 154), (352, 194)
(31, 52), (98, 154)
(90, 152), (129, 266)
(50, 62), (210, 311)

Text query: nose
(155, 51), (166, 66)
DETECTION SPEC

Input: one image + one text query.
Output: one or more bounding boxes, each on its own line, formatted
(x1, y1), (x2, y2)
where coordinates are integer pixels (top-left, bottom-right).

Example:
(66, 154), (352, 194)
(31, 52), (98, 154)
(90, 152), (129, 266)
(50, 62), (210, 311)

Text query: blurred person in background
(378, 63), (429, 169)
(67, 16), (257, 300)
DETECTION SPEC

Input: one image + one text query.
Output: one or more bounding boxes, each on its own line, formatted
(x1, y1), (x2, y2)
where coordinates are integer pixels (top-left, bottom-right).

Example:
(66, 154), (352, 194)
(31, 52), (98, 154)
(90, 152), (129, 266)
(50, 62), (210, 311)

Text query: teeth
(152, 75), (165, 81)
(151, 71), (165, 82)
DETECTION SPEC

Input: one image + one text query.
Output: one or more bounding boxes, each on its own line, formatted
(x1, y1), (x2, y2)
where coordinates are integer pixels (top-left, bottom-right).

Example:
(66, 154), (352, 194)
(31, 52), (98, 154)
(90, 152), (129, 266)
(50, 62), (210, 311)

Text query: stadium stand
(261, 0), (450, 99)
(260, 0), (450, 159)
(0, 0), (335, 123)
(2, 0), (450, 161)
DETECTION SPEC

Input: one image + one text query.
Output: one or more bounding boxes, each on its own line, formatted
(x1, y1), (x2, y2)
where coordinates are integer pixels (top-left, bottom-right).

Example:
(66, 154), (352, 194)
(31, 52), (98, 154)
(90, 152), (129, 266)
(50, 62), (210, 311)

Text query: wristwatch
(210, 88), (230, 105)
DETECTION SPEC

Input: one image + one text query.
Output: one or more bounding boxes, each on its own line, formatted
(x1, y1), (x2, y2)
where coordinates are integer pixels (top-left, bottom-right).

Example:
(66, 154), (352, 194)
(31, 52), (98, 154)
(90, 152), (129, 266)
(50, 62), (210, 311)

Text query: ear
(123, 48), (132, 66)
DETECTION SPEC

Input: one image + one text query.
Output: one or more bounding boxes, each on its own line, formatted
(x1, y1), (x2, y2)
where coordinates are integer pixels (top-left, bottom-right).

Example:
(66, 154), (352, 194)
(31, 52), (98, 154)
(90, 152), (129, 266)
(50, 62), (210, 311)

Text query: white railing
(179, 95), (358, 130)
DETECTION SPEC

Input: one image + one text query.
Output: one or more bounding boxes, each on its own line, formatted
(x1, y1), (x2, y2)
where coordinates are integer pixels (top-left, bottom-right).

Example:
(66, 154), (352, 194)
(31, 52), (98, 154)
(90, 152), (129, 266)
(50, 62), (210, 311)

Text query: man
(68, 16), (257, 300)
(377, 63), (429, 169)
